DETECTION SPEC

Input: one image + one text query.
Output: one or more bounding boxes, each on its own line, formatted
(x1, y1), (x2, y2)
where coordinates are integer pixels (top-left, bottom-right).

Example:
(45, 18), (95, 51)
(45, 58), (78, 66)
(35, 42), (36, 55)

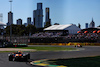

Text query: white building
(44, 24), (81, 34)
(0, 22), (6, 29)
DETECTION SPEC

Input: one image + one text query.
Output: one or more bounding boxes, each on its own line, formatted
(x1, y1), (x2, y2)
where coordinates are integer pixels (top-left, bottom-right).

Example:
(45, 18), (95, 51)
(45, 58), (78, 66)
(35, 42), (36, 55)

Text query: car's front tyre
(9, 55), (13, 61)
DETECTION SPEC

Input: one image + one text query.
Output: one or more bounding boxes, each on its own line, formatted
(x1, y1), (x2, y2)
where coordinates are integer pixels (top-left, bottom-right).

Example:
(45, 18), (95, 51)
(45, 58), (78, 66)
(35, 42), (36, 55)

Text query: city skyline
(0, 0), (100, 29)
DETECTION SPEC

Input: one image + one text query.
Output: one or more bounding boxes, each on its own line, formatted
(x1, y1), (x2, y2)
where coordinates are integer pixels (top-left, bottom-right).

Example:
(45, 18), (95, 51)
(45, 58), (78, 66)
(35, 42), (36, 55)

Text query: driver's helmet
(18, 51), (22, 54)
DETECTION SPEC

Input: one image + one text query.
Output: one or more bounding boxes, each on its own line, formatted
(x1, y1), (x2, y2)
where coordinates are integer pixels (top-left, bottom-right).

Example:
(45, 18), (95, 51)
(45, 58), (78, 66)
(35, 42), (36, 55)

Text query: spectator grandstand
(32, 32), (63, 37)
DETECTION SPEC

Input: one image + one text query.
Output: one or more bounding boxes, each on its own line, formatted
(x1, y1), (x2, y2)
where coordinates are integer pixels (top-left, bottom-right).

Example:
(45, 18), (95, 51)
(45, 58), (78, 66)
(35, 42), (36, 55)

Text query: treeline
(5, 24), (43, 36)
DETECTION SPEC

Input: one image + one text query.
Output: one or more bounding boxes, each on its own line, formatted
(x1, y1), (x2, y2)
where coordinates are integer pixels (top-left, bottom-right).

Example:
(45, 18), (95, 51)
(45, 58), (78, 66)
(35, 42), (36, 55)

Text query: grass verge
(11, 46), (76, 51)
(46, 56), (100, 67)
(0, 51), (17, 53)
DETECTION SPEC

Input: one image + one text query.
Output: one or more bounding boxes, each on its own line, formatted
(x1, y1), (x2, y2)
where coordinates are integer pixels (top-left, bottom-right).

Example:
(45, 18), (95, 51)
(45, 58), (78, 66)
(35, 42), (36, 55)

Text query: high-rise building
(7, 11), (13, 26)
(89, 18), (95, 28)
(33, 10), (36, 26)
(27, 17), (31, 25)
(85, 23), (88, 29)
(37, 3), (42, 10)
(24, 23), (28, 27)
(17, 19), (22, 25)
(45, 8), (50, 23)
(31, 22), (34, 25)
(33, 3), (43, 28)
(44, 8), (51, 28)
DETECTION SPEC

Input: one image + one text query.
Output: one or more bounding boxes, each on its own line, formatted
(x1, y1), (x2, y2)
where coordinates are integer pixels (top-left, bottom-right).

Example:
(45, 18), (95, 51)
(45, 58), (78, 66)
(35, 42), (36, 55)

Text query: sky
(0, 0), (100, 29)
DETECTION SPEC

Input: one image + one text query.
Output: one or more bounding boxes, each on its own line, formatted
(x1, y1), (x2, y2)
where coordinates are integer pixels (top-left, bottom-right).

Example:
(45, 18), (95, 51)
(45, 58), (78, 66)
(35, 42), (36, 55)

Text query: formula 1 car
(8, 51), (30, 61)
(75, 44), (82, 48)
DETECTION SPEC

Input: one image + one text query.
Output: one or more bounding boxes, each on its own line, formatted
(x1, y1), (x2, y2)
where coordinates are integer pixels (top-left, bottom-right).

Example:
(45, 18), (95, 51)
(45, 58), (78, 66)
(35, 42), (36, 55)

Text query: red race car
(8, 51), (30, 61)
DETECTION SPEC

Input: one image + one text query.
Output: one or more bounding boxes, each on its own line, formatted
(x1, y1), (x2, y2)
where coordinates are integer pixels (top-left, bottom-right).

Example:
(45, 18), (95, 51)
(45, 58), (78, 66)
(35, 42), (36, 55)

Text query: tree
(44, 22), (51, 28)
(54, 23), (59, 25)
(5, 25), (10, 35)
(26, 24), (36, 35)
(78, 23), (81, 28)
(98, 25), (100, 27)
(5, 24), (26, 36)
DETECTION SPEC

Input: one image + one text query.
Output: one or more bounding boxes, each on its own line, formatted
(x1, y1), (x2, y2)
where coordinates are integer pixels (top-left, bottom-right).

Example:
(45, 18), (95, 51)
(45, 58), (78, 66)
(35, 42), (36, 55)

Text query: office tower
(24, 23), (28, 27)
(33, 3), (43, 28)
(17, 19), (22, 25)
(27, 17), (31, 25)
(89, 18), (95, 28)
(33, 10), (36, 26)
(44, 8), (51, 28)
(31, 22), (34, 25)
(7, 11), (13, 26)
(37, 3), (42, 10)
(85, 23), (88, 29)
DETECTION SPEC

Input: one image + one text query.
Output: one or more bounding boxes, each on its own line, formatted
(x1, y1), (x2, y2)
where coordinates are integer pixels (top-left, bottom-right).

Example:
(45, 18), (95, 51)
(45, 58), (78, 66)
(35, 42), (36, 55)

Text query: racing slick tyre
(27, 54), (30, 59)
(9, 55), (13, 61)
(24, 55), (28, 61)
(26, 53), (30, 59)
(80, 45), (82, 47)
(13, 58), (15, 61)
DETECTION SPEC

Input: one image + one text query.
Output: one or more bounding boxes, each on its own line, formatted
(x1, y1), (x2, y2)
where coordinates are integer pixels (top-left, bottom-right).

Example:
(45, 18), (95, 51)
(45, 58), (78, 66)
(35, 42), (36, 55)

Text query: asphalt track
(0, 46), (100, 67)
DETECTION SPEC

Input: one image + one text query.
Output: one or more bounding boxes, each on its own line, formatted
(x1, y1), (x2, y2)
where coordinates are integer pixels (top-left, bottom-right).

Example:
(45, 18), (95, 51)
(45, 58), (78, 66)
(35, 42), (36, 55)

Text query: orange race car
(8, 51), (30, 61)
(75, 44), (82, 48)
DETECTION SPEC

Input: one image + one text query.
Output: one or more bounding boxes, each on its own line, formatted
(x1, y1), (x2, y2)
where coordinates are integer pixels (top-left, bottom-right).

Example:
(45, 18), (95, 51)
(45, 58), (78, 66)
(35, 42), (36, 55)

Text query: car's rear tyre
(24, 55), (28, 61)
(26, 56), (28, 61)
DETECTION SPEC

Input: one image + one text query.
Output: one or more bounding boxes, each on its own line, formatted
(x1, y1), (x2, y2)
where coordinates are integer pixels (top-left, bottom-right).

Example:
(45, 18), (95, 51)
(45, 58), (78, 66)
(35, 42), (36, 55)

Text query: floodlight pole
(9, 0), (12, 42)
(9, 0), (12, 11)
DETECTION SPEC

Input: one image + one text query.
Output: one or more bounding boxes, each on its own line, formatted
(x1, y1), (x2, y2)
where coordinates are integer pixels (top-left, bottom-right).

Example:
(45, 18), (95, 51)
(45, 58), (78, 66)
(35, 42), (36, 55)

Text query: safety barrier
(66, 42), (100, 46)
(13, 43), (27, 47)
(28, 43), (100, 46)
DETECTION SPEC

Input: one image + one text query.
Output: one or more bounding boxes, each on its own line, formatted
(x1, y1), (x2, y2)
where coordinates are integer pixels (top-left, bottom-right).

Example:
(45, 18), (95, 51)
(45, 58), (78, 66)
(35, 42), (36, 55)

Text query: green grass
(12, 46), (76, 51)
(47, 56), (100, 67)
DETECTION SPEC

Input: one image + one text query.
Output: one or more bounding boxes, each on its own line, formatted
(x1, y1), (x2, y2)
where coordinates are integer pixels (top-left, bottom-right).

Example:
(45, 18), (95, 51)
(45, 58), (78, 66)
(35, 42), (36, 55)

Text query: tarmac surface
(0, 45), (100, 67)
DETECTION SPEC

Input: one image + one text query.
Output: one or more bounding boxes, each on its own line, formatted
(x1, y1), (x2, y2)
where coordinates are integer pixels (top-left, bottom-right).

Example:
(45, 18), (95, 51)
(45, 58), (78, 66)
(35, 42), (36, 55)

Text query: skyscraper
(17, 19), (22, 25)
(89, 18), (95, 28)
(44, 8), (51, 28)
(27, 17), (31, 25)
(37, 3), (42, 10)
(85, 23), (88, 29)
(24, 23), (28, 27)
(7, 11), (13, 26)
(33, 3), (43, 28)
